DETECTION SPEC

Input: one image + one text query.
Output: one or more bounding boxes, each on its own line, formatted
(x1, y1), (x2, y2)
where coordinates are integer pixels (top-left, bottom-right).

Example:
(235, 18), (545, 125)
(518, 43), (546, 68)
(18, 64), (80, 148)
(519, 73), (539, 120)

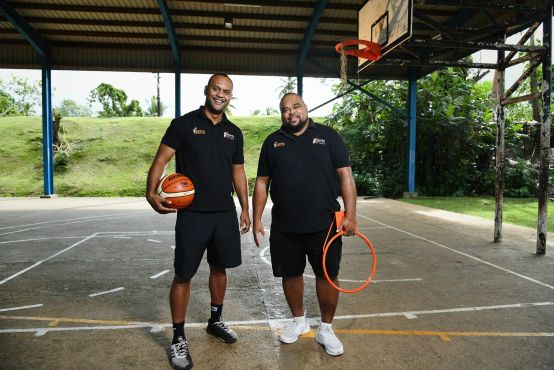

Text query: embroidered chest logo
(312, 137), (326, 145)
(223, 131), (235, 140)
(273, 141), (285, 148)
(193, 126), (206, 135)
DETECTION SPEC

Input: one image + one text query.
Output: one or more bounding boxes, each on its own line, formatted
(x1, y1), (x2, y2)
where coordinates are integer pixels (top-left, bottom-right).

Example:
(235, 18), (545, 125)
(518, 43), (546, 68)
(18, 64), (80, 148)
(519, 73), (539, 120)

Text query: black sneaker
(206, 319), (237, 343)
(170, 336), (193, 370)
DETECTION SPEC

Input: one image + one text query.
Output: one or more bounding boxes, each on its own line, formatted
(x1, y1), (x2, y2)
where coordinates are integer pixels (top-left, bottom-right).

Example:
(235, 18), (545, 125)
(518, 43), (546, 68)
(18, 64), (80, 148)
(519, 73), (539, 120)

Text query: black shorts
(174, 209), (241, 280)
(269, 227), (342, 278)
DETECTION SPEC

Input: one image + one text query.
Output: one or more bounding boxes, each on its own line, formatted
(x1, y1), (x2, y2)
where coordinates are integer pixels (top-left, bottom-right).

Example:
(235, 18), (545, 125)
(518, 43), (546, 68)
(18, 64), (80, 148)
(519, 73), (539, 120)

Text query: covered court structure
(0, 0), (552, 253)
(0, 1), (553, 368)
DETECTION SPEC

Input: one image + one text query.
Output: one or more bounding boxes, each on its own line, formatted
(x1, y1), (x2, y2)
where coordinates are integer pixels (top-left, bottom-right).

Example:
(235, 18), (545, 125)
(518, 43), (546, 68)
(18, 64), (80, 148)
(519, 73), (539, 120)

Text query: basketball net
(340, 51), (348, 86)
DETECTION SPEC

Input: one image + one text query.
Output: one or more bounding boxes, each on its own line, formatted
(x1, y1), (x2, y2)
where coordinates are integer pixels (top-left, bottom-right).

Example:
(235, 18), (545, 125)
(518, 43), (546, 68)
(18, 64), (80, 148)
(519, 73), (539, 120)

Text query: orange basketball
(156, 173), (195, 209)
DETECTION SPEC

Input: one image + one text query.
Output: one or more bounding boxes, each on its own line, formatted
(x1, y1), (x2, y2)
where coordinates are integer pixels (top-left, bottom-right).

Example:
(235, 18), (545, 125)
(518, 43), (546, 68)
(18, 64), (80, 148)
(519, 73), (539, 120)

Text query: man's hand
(252, 221), (266, 247)
(339, 213), (357, 237)
(239, 209), (251, 234)
(146, 193), (177, 214)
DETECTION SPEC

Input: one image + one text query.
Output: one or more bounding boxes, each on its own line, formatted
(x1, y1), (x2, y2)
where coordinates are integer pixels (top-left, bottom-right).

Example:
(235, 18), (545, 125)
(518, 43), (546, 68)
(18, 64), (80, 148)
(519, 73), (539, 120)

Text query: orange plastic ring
(335, 39), (382, 62)
(322, 229), (377, 294)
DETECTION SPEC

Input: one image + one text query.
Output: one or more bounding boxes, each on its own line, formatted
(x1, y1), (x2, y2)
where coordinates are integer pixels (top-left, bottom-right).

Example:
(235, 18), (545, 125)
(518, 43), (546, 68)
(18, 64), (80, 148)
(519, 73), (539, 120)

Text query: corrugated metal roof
(0, 0), (550, 79)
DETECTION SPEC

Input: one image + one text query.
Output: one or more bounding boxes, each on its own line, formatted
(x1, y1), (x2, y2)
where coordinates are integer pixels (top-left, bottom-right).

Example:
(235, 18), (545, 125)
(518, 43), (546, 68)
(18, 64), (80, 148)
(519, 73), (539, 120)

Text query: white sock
(293, 315), (306, 323)
(319, 321), (332, 330)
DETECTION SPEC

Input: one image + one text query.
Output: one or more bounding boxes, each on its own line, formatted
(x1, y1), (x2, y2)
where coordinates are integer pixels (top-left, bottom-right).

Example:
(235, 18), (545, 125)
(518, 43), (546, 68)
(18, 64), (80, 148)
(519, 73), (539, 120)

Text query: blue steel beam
(0, 2), (54, 195)
(0, 1), (50, 56)
(156, 0), (181, 117)
(297, 0), (328, 96)
(407, 68), (418, 194)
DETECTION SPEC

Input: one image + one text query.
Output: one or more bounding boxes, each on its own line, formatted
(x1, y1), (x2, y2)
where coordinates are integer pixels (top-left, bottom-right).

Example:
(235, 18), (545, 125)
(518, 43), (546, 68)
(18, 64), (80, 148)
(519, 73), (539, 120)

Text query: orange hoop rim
(322, 229), (377, 294)
(335, 39), (382, 62)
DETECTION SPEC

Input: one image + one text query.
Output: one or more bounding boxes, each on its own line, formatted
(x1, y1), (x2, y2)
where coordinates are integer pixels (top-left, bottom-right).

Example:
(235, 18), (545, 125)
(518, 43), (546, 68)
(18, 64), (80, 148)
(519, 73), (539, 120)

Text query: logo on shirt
(312, 137), (326, 145)
(193, 126), (206, 135)
(273, 141), (285, 148)
(223, 131), (235, 140)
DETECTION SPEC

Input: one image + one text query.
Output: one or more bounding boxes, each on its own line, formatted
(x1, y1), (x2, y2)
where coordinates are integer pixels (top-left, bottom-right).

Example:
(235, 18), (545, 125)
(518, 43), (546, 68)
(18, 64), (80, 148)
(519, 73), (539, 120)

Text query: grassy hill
(0, 115), (282, 196)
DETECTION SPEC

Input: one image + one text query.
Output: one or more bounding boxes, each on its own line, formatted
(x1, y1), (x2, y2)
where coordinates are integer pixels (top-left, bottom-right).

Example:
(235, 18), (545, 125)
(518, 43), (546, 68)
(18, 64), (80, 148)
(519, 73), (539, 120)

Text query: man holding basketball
(146, 73), (250, 370)
(252, 92), (357, 356)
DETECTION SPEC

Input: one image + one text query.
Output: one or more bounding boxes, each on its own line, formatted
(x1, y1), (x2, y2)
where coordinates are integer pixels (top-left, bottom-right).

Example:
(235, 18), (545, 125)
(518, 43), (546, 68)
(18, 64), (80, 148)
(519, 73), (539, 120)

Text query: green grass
(399, 197), (553, 232)
(0, 115), (280, 196)
(1, 116), (549, 233)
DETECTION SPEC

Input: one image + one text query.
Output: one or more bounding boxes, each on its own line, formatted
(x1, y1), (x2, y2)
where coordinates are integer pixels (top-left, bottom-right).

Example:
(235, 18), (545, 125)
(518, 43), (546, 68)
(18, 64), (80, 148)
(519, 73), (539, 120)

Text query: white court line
(113, 236), (131, 239)
(0, 211), (149, 231)
(0, 304), (43, 313)
(1, 301), (551, 336)
(0, 213), (148, 237)
(0, 236), (87, 245)
(148, 239), (162, 243)
(170, 245), (175, 250)
(357, 213), (554, 291)
(89, 287), (125, 297)
(150, 270), (170, 279)
(0, 233), (98, 286)
(0, 233), (173, 246)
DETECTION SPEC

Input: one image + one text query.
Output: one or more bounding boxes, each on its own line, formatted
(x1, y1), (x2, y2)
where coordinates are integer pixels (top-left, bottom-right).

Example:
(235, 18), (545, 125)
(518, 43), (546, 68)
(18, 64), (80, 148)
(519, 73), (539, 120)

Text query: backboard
(358, 0), (413, 72)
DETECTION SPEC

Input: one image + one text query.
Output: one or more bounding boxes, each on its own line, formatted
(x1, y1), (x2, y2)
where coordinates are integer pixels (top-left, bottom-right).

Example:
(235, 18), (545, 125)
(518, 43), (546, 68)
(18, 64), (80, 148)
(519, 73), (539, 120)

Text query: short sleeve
(232, 128), (245, 164)
(256, 138), (271, 177)
(161, 118), (185, 150)
(329, 129), (351, 169)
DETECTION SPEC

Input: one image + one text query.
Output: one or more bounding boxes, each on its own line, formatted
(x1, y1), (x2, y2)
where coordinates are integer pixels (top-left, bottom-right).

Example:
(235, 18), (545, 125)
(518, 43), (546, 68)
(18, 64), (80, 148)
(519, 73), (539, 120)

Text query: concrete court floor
(0, 196), (553, 370)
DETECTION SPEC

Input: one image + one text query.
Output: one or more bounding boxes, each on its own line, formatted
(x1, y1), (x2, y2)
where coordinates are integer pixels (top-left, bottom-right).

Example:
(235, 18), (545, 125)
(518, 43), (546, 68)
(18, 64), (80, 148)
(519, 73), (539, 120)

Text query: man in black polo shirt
(252, 92), (357, 356)
(146, 73), (250, 370)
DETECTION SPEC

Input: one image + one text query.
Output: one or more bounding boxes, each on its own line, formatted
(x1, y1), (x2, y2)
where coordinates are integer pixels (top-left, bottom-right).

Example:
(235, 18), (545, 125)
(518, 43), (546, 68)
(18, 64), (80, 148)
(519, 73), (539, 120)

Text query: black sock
(210, 303), (223, 322)
(172, 322), (185, 343)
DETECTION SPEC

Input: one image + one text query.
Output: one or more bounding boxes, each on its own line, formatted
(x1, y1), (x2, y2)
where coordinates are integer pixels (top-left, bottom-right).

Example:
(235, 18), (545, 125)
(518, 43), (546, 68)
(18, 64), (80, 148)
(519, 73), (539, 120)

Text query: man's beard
(205, 98), (226, 114)
(283, 117), (308, 134)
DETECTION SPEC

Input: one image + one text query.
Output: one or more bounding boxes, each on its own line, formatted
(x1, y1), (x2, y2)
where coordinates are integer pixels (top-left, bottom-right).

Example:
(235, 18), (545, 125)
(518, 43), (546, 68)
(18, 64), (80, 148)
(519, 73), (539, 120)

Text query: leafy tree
(56, 98), (91, 117)
(145, 95), (168, 117)
(0, 75), (41, 117)
(88, 83), (143, 117)
(277, 77), (297, 98)
(251, 109), (261, 116)
(265, 106), (278, 115)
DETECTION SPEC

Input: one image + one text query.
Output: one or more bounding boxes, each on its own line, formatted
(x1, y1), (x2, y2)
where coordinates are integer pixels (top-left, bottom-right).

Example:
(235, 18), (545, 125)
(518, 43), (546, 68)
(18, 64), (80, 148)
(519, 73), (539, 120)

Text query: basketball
(156, 173), (195, 209)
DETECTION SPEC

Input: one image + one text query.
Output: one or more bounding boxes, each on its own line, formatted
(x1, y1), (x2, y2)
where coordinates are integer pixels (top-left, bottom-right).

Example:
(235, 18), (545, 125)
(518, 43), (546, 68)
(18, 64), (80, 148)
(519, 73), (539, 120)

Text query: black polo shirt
(257, 119), (351, 233)
(161, 106), (244, 211)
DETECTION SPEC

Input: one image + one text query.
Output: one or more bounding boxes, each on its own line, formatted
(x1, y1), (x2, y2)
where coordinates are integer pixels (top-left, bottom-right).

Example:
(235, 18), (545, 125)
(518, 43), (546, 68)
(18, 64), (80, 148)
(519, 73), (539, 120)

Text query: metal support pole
(174, 62), (181, 117)
(405, 68), (417, 197)
(493, 37), (506, 243)
(41, 57), (54, 197)
(536, 7), (552, 255)
(297, 67), (304, 96)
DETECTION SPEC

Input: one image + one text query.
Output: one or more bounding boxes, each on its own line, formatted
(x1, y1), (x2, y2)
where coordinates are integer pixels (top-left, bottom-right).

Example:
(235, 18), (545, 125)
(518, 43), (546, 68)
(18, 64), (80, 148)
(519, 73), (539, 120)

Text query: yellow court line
(1, 315), (553, 342)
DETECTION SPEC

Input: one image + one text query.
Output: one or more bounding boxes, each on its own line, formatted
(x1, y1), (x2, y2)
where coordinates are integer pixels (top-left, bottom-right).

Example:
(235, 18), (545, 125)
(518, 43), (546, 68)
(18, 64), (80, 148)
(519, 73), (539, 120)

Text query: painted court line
(0, 304), (43, 313)
(0, 213), (148, 237)
(148, 239), (162, 243)
(0, 212), (145, 231)
(0, 233), (98, 286)
(356, 213), (554, 291)
(150, 270), (170, 279)
(1, 301), (552, 336)
(88, 287), (125, 297)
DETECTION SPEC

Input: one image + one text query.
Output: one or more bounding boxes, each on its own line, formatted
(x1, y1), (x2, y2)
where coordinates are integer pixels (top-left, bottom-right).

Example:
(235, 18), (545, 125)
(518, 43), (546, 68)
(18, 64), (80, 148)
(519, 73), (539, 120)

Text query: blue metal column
(157, 0), (181, 117)
(175, 63), (181, 117)
(406, 68), (418, 196)
(0, 2), (53, 196)
(296, 0), (328, 96)
(41, 58), (54, 196)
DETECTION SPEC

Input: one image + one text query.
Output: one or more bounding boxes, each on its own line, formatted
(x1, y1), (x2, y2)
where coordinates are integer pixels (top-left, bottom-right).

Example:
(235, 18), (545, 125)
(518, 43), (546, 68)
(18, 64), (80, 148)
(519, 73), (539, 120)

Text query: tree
(0, 75), (41, 117)
(88, 83), (143, 117)
(56, 98), (91, 117)
(145, 95), (168, 116)
(277, 77), (297, 98)
(265, 106), (278, 115)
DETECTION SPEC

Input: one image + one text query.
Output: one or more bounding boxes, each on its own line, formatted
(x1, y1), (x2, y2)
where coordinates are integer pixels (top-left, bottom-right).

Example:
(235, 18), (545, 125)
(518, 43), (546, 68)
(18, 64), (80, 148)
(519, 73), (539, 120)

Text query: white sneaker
(315, 324), (344, 356)
(279, 318), (310, 343)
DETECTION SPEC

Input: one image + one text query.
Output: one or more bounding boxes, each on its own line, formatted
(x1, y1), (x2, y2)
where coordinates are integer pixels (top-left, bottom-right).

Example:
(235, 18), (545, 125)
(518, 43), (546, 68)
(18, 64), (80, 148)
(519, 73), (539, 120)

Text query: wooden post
(536, 9), (552, 255)
(493, 38), (505, 243)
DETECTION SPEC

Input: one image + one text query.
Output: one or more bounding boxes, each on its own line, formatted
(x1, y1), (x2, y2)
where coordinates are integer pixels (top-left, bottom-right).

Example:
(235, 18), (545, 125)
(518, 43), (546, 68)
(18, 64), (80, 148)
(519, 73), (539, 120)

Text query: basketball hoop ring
(335, 39), (382, 62)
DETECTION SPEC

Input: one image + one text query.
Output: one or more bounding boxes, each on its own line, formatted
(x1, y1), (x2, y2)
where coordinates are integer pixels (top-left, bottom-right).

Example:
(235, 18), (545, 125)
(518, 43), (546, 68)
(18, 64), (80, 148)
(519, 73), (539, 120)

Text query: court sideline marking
(356, 213), (554, 291)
